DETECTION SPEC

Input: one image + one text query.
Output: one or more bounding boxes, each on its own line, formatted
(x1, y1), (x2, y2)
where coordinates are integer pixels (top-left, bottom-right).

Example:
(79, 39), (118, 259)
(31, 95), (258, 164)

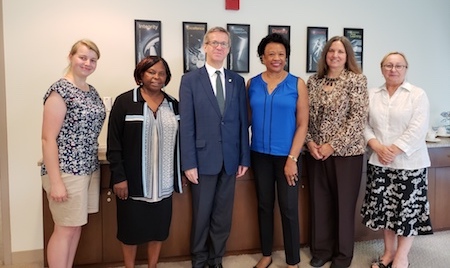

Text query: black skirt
(361, 164), (433, 236)
(116, 195), (172, 245)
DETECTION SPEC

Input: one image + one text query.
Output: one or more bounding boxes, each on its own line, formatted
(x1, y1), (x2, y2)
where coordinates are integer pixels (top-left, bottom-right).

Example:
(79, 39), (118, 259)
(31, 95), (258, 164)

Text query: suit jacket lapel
(224, 70), (234, 115)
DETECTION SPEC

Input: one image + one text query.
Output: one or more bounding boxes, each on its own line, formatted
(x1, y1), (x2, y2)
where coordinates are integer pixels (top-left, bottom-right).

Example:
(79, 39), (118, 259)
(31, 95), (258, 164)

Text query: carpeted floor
(152, 230), (450, 268)
(3, 231), (448, 267)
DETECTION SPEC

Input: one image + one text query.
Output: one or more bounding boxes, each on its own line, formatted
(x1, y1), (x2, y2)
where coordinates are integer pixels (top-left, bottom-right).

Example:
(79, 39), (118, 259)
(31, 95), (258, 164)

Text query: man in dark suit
(179, 26), (250, 268)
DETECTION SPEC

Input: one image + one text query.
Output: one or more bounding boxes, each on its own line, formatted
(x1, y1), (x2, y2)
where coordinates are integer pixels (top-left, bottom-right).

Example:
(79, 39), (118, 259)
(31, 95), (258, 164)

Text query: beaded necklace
(324, 77), (339, 87)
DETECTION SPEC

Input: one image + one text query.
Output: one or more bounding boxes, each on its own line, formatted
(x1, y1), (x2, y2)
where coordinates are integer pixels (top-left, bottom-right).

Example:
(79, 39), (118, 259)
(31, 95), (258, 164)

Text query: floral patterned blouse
(306, 69), (369, 156)
(41, 78), (106, 176)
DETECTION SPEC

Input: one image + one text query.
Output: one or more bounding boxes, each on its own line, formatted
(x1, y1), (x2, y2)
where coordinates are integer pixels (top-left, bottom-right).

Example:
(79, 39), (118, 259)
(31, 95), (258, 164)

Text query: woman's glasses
(382, 64), (407, 71)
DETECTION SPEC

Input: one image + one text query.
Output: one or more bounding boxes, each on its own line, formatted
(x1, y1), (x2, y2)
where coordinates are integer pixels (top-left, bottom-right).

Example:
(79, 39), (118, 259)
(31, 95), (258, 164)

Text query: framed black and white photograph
(135, 20), (161, 65)
(227, 24), (250, 73)
(344, 28), (364, 70)
(268, 25), (291, 71)
(306, 27), (328, 73)
(182, 22), (207, 73)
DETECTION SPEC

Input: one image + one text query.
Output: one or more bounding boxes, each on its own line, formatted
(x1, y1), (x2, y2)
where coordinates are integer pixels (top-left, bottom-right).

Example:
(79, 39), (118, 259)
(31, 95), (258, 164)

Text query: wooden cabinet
(434, 167), (450, 229)
(42, 148), (450, 267)
(43, 160), (310, 267)
(427, 147), (450, 230)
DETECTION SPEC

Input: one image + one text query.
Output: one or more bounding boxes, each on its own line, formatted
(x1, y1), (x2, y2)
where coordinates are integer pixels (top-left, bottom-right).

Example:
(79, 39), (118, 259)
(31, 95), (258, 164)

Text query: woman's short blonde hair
(380, 51), (408, 68)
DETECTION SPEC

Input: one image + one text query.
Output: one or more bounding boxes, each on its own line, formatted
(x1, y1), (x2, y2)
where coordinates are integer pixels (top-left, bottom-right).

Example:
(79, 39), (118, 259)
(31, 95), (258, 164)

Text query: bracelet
(288, 154), (298, 163)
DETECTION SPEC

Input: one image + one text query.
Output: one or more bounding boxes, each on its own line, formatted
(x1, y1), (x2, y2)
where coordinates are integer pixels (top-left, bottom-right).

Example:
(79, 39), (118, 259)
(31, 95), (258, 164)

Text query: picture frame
(227, 24), (250, 73)
(343, 28), (364, 70)
(134, 20), (161, 65)
(182, 22), (207, 73)
(268, 25), (291, 71)
(306, 27), (328, 73)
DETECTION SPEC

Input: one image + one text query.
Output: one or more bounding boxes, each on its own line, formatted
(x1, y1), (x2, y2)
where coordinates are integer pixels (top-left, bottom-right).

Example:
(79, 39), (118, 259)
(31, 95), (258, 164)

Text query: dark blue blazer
(179, 66), (250, 176)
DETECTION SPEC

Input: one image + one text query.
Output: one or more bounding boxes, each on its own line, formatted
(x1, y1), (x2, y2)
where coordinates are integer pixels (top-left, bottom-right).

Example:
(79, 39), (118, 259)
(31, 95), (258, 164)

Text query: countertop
(38, 140), (450, 167)
(426, 136), (450, 148)
(98, 146), (107, 163)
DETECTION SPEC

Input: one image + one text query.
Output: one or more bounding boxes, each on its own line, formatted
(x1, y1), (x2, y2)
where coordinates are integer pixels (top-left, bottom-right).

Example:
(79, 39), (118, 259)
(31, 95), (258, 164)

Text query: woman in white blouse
(361, 52), (433, 268)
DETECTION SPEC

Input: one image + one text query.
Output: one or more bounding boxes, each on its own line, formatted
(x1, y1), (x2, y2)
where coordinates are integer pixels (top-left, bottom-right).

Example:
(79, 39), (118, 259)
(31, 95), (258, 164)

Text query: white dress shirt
(364, 81), (430, 169)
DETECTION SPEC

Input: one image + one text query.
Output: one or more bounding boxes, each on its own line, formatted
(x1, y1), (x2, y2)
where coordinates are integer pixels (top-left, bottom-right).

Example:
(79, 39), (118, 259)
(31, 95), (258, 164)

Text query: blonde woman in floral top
(41, 40), (105, 268)
(305, 36), (368, 268)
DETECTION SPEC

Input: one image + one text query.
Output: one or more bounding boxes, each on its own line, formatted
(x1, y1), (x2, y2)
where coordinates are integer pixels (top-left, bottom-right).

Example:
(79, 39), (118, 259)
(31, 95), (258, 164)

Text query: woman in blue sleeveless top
(247, 33), (309, 268)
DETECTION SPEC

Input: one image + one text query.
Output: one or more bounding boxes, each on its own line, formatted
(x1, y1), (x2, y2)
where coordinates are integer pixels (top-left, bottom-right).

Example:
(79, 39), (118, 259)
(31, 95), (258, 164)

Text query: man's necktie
(215, 70), (225, 114)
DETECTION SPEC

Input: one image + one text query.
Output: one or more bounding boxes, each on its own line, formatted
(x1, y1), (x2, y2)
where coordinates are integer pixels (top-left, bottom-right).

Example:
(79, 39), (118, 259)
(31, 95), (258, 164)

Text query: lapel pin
(228, 79), (232, 83)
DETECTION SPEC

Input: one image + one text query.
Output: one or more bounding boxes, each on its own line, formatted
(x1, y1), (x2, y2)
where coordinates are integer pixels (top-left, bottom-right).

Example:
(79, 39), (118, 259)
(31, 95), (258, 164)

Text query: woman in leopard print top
(305, 36), (368, 268)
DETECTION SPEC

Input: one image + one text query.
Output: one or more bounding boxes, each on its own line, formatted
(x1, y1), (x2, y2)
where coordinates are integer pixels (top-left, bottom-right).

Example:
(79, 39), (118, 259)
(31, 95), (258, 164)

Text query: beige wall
(2, 0), (450, 263)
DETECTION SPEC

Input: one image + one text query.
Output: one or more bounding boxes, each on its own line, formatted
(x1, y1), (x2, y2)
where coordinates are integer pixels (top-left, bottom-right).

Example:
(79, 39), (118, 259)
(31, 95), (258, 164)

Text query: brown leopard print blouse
(306, 69), (369, 156)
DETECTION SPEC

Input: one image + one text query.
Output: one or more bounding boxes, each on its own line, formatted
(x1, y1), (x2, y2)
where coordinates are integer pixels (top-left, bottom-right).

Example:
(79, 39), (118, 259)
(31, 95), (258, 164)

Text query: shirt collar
(205, 62), (224, 78)
(378, 81), (412, 93)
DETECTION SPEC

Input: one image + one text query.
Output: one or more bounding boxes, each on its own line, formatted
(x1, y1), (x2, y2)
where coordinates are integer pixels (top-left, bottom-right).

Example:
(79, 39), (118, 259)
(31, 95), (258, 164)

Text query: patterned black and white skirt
(361, 164), (433, 236)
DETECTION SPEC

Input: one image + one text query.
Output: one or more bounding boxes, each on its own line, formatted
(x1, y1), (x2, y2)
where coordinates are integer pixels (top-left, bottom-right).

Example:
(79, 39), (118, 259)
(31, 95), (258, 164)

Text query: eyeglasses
(382, 64), (407, 71)
(207, 41), (230, 48)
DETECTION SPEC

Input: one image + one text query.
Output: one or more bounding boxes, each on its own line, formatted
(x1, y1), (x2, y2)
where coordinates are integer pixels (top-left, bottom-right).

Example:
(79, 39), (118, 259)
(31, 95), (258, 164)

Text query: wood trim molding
(0, 0), (12, 265)
(11, 249), (43, 265)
